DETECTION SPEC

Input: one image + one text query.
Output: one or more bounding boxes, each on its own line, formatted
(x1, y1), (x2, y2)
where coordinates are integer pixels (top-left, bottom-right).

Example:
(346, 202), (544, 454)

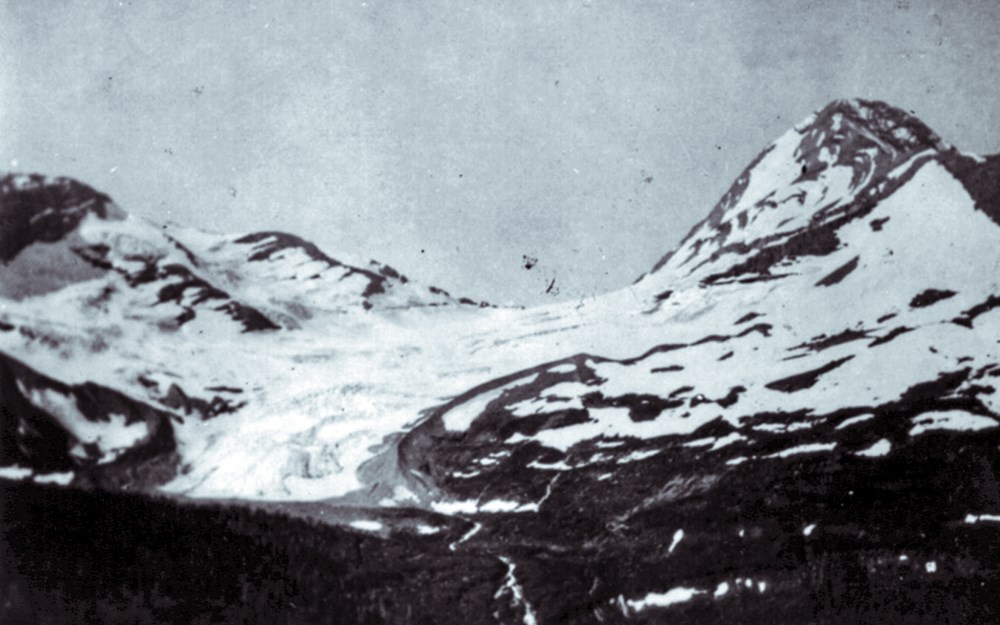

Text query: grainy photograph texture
(2, 1), (1000, 623)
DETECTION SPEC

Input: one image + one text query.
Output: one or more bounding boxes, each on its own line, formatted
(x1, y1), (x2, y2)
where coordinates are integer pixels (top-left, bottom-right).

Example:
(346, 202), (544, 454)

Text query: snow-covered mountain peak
(797, 98), (949, 159)
(639, 99), (964, 293)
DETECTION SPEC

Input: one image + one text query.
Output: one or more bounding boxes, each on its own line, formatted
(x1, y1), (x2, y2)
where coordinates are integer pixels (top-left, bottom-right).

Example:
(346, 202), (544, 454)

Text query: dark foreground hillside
(0, 483), (499, 625)
(4, 421), (1000, 625)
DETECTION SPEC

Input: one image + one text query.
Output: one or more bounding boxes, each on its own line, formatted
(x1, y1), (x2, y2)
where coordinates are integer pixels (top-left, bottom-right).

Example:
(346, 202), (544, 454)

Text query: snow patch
(348, 520), (383, 532)
(616, 449), (661, 464)
(495, 556), (539, 625)
(0, 465), (33, 480)
(856, 438), (891, 458)
(964, 514), (1000, 524)
(527, 459), (574, 471)
(909, 411), (998, 436)
(836, 414), (875, 429)
(626, 587), (704, 612)
(16, 382), (149, 462)
(713, 581), (729, 598)
(34, 471), (74, 485)
(432, 498), (538, 515)
(668, 529), (684, 554)
(764, 442), (836, 459)
(508, 406), (716, 452)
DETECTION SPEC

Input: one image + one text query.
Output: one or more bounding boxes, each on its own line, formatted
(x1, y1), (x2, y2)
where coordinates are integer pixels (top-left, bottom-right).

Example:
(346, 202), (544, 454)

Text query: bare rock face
(2, 100), (1000, 624)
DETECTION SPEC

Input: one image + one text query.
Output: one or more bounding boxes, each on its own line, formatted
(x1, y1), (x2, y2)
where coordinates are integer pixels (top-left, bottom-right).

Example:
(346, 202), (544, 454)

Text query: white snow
(415, 524), (442, 535)
(508, 406), (717, 452)
(856, 438), (891, 458)
(668, 529), (684, 554)
(449, 521), (483, 552)
(626, 587), (704, 612)
(836, 414), (875, 430)
(392, 485), (418, 502)
(527, 459), (574, 471)
(909, 411), (998, 436)
(713, 581), (730, 598)
(34, 471), (74, 485)
(684, 437), (715, 448)
(15, 383), (149, 463)
(348, 520), (383, 532)
(0, 465), (33, 480)
(432, 499), (480, 515)
(479, 499), (524, 513)
(495, 556), (539, 625)
(684, 432), (747, 451)
(964, 514), (1000, 524)
(616, 449), (661, 464)
(753, 421), (814, 433)
(442, 387), (507, 432)
(709, 432), (746, 450)
(764, 442), (836, 459)
(432, 498), (538, 515)
(594, 440), (625, 448)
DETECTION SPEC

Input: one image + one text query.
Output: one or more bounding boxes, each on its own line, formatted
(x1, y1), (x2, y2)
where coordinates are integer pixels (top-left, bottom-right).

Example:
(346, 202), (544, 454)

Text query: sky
(2, 0), (999, 305)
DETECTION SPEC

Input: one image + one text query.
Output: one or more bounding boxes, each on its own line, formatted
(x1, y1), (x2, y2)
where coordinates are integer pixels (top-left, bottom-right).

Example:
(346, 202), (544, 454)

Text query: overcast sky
(3, 0), (999, 304)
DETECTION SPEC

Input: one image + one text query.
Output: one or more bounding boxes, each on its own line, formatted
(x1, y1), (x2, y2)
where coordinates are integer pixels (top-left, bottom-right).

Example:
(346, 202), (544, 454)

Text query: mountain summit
(640, 99), (995, 290)
(3, 101), (1000, 623)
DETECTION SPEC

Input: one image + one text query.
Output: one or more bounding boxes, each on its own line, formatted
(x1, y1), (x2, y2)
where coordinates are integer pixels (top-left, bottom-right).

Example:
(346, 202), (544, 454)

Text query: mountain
(3, 99), (1000, 624)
